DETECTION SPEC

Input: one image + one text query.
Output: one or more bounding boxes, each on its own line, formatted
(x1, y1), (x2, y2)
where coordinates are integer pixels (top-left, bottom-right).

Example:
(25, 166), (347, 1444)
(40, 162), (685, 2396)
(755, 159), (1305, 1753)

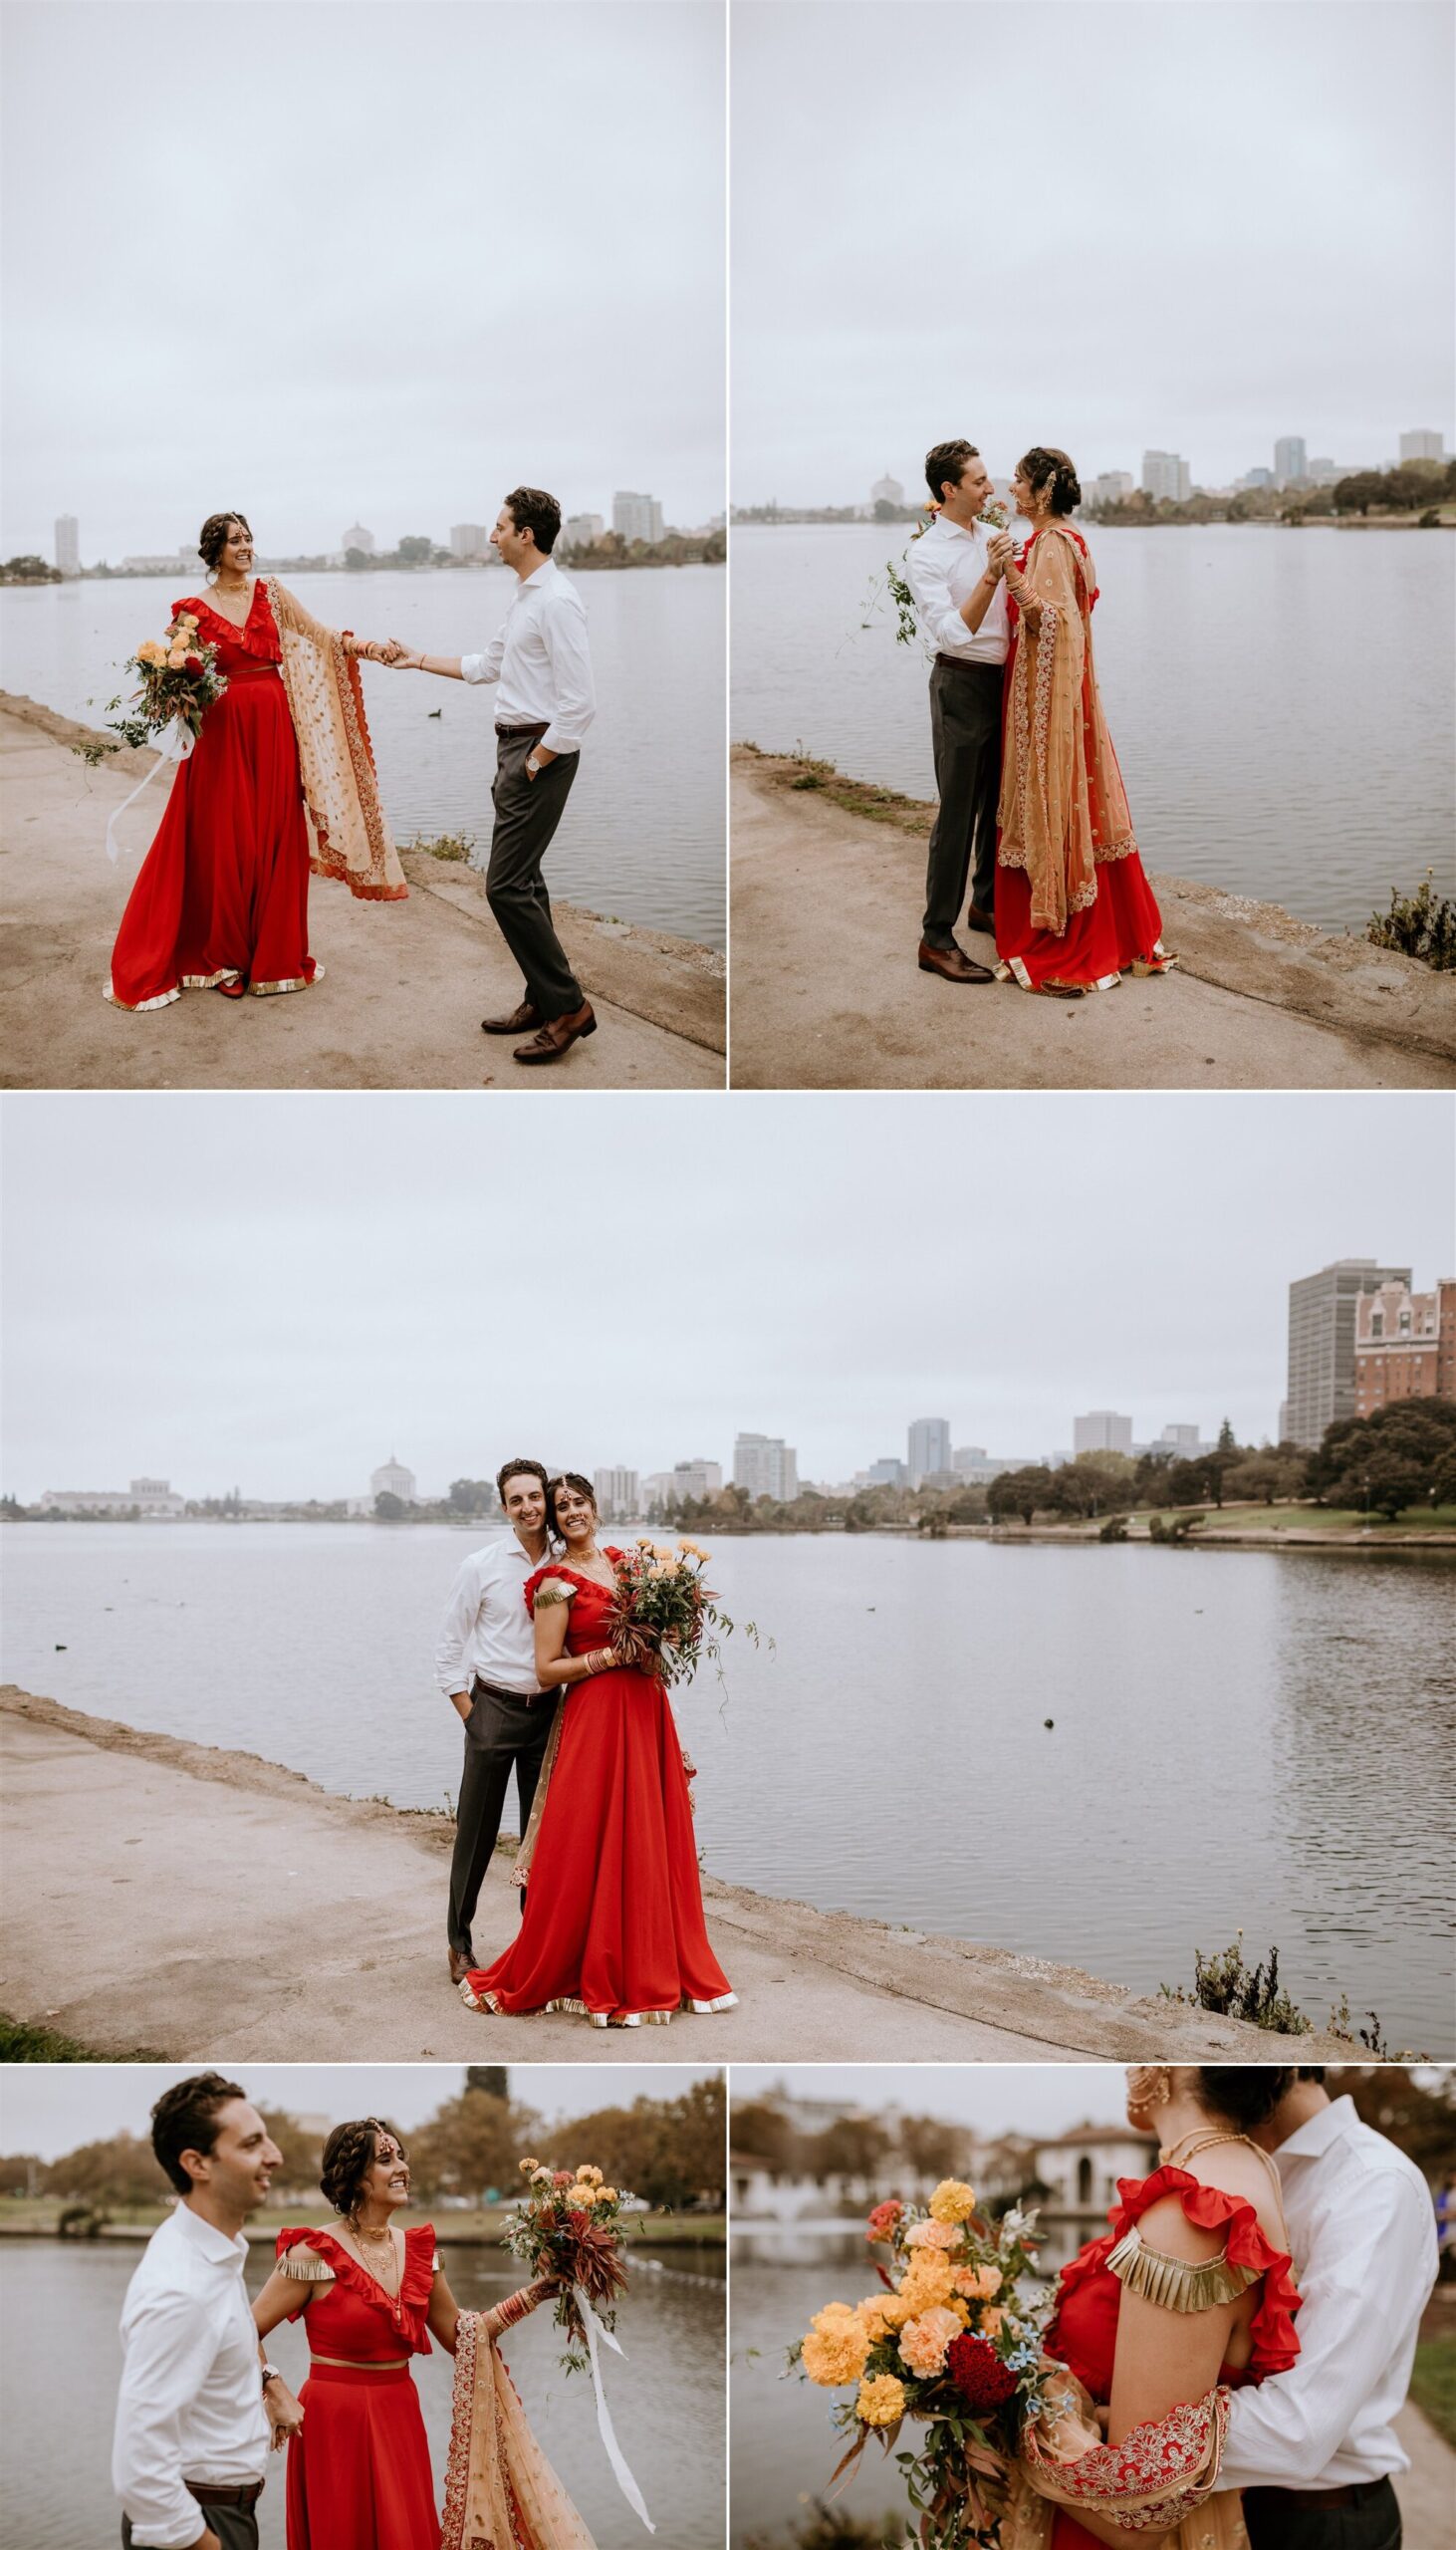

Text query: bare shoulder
(1184, 2141), (1287, 2240)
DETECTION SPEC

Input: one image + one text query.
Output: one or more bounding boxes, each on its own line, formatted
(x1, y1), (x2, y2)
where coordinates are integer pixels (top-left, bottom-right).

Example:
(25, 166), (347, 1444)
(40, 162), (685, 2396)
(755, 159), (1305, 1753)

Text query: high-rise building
(1399, 429), (1446, 463)
(1237, 467), (1275, 491)
(868, 1457), (908, 1487)
(1088, 471), (1134, 510)
(343, 523), (376, 555)
(1141, 450), (1191, 503)
(1274, 436), (1308, 487)
(1286, 1259), (1411, 1448)
(594, 1466), (639, 1521)
(612, 491), (664, 545)
(734, 1432), (798, 1502)
(1352, 1279), (1456, 1418)
(369, 1454), (416, 1502)
(1074, 1410), (1133, 1455)
(55, 515), (80, 578)
(1158, 1423), (1203, 1453)
(671, 1457), (722, 1501)
(450, 524), (488, 559)
(907, 1416), (952, 1485)
(564, 513), (606, 548)
(1306, 458), (1340, 487)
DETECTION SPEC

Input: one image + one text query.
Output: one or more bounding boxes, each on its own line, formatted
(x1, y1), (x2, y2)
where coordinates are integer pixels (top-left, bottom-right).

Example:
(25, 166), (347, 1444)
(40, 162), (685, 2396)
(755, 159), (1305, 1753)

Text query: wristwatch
(261, 2363), (282, 2390)
(526, 754), (542, 777)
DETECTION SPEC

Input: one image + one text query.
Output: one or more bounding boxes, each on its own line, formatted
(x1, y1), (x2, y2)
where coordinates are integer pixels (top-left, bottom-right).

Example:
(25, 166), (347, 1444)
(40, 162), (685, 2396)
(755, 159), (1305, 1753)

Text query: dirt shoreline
(1, 1686), (1355, 2064)
(0, 692), (724, 1089)
(729, 747), (1456, 1090)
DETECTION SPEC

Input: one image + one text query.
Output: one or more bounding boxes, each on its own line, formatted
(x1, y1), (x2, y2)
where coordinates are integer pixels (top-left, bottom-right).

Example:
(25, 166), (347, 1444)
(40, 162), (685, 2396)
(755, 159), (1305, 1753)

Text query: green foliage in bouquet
(502, 2157), (635, 2372)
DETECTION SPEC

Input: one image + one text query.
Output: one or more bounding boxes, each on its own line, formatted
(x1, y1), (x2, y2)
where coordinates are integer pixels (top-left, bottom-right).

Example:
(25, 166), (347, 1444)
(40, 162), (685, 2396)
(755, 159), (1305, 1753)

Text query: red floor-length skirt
(470, 1663), (735, 2023)
(285, 2363), (439, 2550)
(995, 853), (1169, 990)
(107, 664), (318, 1007)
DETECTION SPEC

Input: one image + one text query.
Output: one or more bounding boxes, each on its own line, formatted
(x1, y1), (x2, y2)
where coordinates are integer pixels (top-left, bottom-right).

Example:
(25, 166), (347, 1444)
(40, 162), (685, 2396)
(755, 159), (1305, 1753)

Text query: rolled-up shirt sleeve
(460, 631), (506, 686)
(113, 2291), (222, 2547)
(435, 1554), (482, 1698)
(903, 537), (974, 654)
(1222, 2175), (1433, 2489)
(538, 594), (596, 754)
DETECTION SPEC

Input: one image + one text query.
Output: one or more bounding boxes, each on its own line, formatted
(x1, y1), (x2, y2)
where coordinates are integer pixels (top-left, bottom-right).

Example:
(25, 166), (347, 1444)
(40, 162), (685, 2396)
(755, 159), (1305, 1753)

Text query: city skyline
(732, 2), (1453, 504)
(2, 1093), (1450, 1502)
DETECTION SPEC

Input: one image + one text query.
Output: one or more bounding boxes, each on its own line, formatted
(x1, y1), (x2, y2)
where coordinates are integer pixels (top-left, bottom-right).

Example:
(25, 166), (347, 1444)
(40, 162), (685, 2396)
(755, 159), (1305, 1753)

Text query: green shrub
(1366, 872), (1456, 970)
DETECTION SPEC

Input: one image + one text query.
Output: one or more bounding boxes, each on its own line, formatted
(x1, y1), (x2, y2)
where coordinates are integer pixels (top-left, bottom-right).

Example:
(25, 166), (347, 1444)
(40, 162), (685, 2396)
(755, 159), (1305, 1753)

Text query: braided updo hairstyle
(320, 2117), (405, 2219)
(1017, 447), (1082, 517)
(1194, 2069), (1294, 2133)
(198, 511), (252, 575)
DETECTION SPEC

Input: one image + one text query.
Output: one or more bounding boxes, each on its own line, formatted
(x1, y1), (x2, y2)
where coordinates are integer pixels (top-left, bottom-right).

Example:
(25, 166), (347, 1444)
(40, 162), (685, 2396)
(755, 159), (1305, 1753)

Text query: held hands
(987, 533), (1015, 578)
(265, 2379), (305, 2447)
(370, 638), (418, 667)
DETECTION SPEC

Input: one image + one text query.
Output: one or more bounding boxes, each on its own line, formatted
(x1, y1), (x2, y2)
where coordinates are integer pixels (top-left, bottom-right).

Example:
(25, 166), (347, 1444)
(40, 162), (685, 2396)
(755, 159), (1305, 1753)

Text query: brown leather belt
(934, 650), (1002, 676)
(496, 720), (550, 738)
(187, 2479), (266, 2508)
(1245, 2479), (1391, 2509)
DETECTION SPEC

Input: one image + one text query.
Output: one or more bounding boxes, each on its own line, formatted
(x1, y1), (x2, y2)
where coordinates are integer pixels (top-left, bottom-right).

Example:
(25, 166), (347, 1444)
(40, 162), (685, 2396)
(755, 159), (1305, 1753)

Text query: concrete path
(730, 751), (1456, 1091)
(0, 1689), (1345, 2065)
(0, 696), (724, 1088)
(1394, 2404), (1456, 2550)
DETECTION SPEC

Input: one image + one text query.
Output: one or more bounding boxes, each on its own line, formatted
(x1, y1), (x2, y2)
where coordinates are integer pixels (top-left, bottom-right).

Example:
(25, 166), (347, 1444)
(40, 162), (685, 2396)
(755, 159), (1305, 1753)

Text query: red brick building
(1352, 1278), (1456, 1418)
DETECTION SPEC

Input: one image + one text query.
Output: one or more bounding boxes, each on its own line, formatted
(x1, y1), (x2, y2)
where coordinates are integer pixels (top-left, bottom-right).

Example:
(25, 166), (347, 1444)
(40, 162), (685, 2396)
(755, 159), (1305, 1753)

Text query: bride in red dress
(251, 2117), (559, 2550)
(462, 1472), (737, 2027)
(106, 511), (406, 1010)
(1006, 2065), (1301, 2550)
(993, 449), (1174, 996)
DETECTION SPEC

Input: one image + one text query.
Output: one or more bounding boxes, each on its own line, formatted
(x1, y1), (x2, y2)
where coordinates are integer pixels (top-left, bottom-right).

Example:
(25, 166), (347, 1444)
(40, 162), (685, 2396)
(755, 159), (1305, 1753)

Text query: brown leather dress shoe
(482, 1000), (542, 1036)
(513, 1001), (598, 1063)
(918, 939), (993, 983)
(448, 1945), (474, 1986)
(964, 904), (996, 934)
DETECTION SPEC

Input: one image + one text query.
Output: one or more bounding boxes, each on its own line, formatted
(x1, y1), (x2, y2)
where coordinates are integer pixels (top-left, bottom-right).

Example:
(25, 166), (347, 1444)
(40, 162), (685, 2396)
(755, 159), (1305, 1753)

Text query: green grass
(1410, 2336), (1456, 2447)
(0, 2014), (169, 2063)
(1201, 1502), (1456, 1533)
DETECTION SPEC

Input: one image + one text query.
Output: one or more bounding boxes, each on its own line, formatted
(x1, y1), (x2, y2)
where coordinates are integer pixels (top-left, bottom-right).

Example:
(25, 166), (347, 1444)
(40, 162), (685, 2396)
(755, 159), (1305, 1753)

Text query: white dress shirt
(435, 1531), (550, 1699)
(113, 2201), (270, 2547)
(459, 557), (596, 754)
(902, 512), (1010, 666)
(1222, 2096), (1438, 2492)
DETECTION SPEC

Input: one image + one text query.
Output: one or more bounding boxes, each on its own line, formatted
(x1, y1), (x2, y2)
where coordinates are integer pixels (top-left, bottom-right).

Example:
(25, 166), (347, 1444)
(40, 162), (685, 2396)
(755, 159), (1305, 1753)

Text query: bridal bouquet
(104, 612), (228, 751)
(503, 2159), (634, 2370)
(607, 1539), (760, 1688)
(790, 2180), (1059, 2546)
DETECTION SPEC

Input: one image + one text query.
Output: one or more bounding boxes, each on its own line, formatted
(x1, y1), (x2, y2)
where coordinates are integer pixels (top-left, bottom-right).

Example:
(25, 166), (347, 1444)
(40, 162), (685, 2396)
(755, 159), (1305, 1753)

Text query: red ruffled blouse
(274, 2224), (437, 2360)
(524, 1554), (625, 1650)
(1048, 2166), (1301, 2401)
(175, 581), (286, 669)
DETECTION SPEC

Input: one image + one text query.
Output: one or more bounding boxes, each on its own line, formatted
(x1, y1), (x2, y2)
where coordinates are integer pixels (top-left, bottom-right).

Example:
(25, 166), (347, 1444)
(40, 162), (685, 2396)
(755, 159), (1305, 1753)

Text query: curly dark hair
(150, 2071), (248, 2195)
(502, 486), (562, 555)
(496, 1456), (550, 1507)
(924, 439), (980, 505)
(1195, 2069), (1295, 2133)
(547, 1471), (597, 1536)
(198, 511), (252, 574)
(320, 2118), (406, 2218)
(1017, 447), (1082, 516)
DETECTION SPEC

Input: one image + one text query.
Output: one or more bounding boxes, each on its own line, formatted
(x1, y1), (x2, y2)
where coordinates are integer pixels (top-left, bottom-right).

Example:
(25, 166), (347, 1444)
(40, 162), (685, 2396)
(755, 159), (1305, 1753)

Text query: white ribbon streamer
(572, 2283), (655, 2533)
(106, 719), (193, 862)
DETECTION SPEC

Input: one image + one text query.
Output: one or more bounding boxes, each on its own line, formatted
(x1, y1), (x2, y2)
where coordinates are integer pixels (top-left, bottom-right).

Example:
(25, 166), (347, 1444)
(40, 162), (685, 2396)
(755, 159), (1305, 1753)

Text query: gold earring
(1127, 2065), (1173, 2120)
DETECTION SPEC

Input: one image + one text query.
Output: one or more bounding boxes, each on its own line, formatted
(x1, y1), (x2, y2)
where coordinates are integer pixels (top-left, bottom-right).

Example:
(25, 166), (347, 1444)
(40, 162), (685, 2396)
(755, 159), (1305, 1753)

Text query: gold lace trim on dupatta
(267, 579), (407, 905)
(1106, 2225), (1259, 2313)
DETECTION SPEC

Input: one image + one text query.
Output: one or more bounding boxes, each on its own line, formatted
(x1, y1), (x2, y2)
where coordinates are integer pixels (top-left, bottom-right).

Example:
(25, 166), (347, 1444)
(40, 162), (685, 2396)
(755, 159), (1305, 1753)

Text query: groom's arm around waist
(113, 2288), (223, 2546)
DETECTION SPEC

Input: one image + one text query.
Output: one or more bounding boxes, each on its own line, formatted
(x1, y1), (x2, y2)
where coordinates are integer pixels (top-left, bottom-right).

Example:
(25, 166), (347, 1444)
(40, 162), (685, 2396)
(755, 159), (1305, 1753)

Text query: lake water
(0, 2235), (725, 2550)
(730, 524), (1456, 935)
(0, 566), (727, 947)
(4, 1524), (1452, 2046)
(732, 2253), (910, 2548)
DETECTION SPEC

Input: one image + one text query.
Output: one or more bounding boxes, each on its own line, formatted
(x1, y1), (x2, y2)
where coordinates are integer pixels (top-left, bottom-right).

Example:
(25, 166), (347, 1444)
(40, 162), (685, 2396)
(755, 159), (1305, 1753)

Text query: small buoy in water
(1044, 1717), (1054, 1728)
(55, 1643), (67, 1651)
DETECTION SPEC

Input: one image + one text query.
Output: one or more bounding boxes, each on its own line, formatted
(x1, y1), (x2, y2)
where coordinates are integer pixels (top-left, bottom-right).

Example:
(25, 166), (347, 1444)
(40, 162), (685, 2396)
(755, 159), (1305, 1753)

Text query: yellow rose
(928, 2179), (977, 2225)
(801, 2305), (870, 2387)
(856, 2373), (906, 2428)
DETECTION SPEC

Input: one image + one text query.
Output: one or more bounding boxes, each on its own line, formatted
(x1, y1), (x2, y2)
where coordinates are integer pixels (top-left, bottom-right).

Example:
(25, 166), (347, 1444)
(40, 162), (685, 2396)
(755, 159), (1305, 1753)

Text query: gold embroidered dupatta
(996, 528), (1136, 936)
(1002, 2372), (1249, 2548)
(266, 578), (408, 903)
(442, 2306), (599, 2550)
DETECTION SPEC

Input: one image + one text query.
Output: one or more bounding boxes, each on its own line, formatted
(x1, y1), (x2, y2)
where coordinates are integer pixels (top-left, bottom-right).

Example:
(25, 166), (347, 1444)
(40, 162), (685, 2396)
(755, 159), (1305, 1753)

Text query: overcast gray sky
(0, 2063), (716, 2162)
(2, 1092), (1449, 1497)
(0, 2), (725, 560)
(732, 0), (1454, 503)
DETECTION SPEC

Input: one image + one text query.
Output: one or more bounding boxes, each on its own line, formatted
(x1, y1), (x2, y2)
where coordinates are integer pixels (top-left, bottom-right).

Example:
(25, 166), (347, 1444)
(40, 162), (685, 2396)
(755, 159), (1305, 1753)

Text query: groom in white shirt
(902, 437), (1010, 985)
(114, 2074), (301, 2550)
(435, 1456), (564, 1984)
(1224, 2068), (1439, 2549)
(386, 485), (599, 1064)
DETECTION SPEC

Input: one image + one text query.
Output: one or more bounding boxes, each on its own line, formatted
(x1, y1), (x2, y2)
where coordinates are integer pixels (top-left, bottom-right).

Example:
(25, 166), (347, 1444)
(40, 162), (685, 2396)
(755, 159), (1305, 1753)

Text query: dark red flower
(947, 2333), (1017, 2414)
(184, 653), (203, 673)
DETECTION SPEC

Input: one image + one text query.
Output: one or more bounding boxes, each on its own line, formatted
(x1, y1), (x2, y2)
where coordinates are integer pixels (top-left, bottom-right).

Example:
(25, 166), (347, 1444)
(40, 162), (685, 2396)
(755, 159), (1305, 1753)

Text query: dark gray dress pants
(923, 656), (1003, 945)
(124, 2496), (260, 2550)
(447, 1678), (561, 1953)
(486, 728), (584, 1018)
(1243, 2476), (1401, 2550)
